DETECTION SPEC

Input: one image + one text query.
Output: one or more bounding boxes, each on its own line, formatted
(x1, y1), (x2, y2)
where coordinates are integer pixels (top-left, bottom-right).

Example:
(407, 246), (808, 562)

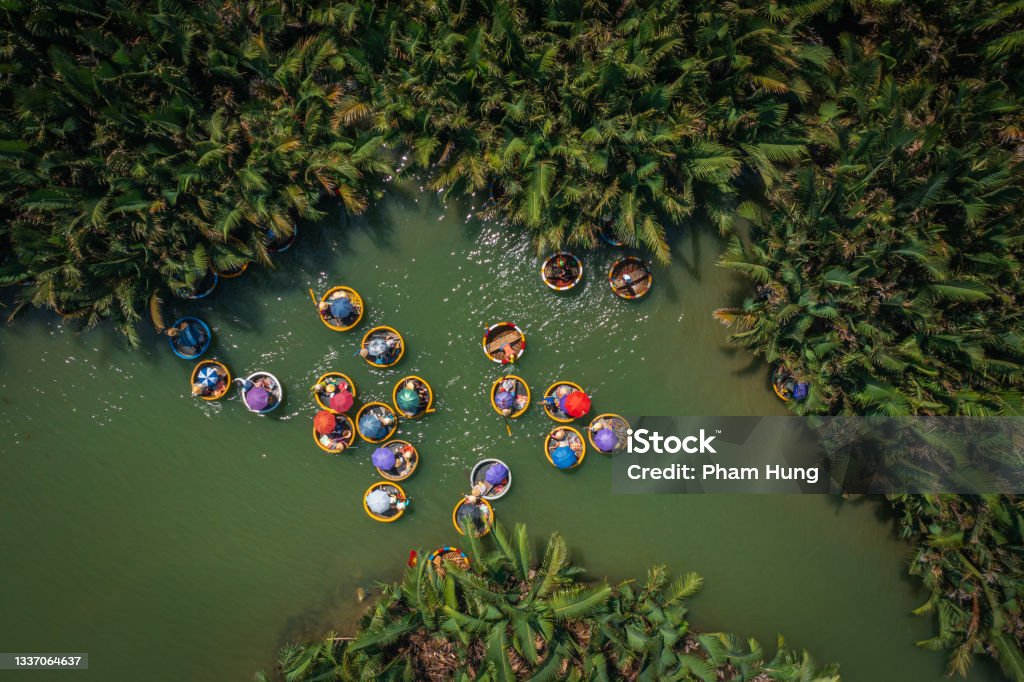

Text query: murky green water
(0, 184), (1002, 681)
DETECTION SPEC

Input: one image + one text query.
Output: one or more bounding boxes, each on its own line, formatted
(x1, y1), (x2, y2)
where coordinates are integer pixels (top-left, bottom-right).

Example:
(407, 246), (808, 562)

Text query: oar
(308, 288), (318, 305)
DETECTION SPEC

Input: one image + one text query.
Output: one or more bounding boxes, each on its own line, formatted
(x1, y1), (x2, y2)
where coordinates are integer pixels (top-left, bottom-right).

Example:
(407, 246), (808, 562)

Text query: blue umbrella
(793, 383), (809, 401)
(179, 322), (202, 349)
(330, 297), (355, 319)
(594, 428), (617, 452)
(551, 446), (577, 469)
(366, 489), (390, 514)
(359, 413), (386, 440)
(197, 366), (220, 388)
(485, 462), (509, 484)
(495, 390), (515, 409)
(372, 447), (396, 470)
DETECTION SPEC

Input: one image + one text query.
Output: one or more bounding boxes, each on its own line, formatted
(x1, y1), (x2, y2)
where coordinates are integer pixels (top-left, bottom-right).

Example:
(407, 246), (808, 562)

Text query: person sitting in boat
(379, 411), (396, 429)
(551, 428), (583, 454)
(543, 385), (573, 411)
(389, 491), (410, 512)
(589, 418), (606, 433)
(501, 343), (518, 363)
(191, 382), (206, 397)
(620, 272), (636, 296)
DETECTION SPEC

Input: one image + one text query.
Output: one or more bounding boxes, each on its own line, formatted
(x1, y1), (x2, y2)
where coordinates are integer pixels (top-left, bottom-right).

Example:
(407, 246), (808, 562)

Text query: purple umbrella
(495, 390), (515, 409)
(245, 386), (270, 411)
(485, 462), (509, 484)
(594, 428), (617, 452)
(372, 447), (396, 471)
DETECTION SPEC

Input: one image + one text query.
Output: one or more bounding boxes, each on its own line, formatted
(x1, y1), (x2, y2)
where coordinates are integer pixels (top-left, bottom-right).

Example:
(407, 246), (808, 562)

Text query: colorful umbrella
(396, 388), (420, 412)
(245, 387), (270, 411)
(314, 410), (337, 435)
(594, 428), (617, 452)
(485, 462), (509, 484)
(372, 447), (396, 470)
(359, 412), (386, 440)
(196, 366), (220, 388)
(551, 445), (577, 469)
(494, 390), (515, 409)
(561, 391), (591, 418)
(329, 389), (354, 413)
(366, 489), (390, 514)
(330, 297), (355, 319)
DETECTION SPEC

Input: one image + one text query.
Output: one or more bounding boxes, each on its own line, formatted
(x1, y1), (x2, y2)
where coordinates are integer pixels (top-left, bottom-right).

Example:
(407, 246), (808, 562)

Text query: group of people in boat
(318, 417), (354, 452)
(167, 318), (209, 358)
(318, 288), (360, 328)
(360, 332), (402, 365)
(190, 364), (227, 398)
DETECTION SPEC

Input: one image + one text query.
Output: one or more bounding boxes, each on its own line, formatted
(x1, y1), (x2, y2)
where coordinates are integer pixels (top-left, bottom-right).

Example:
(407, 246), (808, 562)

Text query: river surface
(0, 183), (1003, 681)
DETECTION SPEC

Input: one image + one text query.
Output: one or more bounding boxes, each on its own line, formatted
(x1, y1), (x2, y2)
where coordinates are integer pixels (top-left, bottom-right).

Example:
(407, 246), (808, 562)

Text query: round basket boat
(312, 372), (357, 412)
(173, 270), (219, 300)
(190, 360), (231, 400)
(482, 322), (525, 364)
(541, 252), (583, 291)
(168, 317), (212, 360)
(608, 257), (653, 300)
(587, 413), (631, 454)
(318, 286), (364, 332)
(428, 546), (470, 576)
(237, 372), (283, 414)
(542, 381), (585, 423)
(361, 326), (405, 368)
(266, 224), (298, 253)
(313, 413), (356, 454)
(392, 375), (433, 418)
(355, 402), (399, 443)
(490, 375), (530, 419)
(374, 440), (419, 481)
(452, 498), (494, 537)
(363, 481), (408, 523)
(469, 459), (512, 501)
(545, 426), (587, 470)
(772, 365), (809, 402)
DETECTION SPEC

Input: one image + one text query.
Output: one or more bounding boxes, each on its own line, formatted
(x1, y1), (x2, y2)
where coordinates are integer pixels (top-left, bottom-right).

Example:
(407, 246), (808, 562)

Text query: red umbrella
(562, 391), (591, 418)
(314, 410), (337, 435)
(329, 389), (354, 413)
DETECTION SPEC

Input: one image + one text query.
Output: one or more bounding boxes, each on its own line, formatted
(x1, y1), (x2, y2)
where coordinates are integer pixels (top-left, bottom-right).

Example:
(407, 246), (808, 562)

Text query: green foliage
(0, 0), (389, 341)
(259, 523), (838, 681)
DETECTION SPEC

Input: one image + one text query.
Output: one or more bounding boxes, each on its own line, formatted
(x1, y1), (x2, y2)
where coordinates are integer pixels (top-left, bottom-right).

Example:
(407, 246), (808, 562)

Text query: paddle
(308, 288), (317, 305)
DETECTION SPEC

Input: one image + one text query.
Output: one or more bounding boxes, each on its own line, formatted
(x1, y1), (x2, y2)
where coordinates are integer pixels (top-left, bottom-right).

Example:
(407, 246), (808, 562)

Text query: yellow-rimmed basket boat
(313, 413), (356, 454)
(608, 256), (653, 300)
(190, 360), (231, 401)
(772, 365), (809, 403)
(545, 426), (587, 470)
(318, 286), (364, 332)
(587, 413), (630, 454)
(375, 440), (419, 481)
(363, 481), (408, 523)
(392, 375), (434, 418)
(452, 498), (494, 537)
(355, 402), (399, 443)
(361, 326), (405, 367)
(541, 252), (583, 291)
(428, 546), (470, 576)
(312, 372), (357, 411)
(542, 381), (585, 423)
(490, 375), (530, 419)
(482, 322), (525, 364)
(213, 261), (248, 279)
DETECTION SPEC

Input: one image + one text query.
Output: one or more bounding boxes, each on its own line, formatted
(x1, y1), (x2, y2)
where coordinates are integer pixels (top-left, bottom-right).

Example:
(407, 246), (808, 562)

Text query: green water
(0, 184), (1002, 681)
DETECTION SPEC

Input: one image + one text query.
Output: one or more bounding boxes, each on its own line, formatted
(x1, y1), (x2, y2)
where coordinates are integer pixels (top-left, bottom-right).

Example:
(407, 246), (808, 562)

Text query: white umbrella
(366, 489), (391, 514)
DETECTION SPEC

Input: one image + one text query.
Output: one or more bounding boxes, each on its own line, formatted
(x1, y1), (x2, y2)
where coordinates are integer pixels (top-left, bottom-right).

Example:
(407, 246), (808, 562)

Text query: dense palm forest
(2, 0), (1023, 678)
(257, 523), (839, 681)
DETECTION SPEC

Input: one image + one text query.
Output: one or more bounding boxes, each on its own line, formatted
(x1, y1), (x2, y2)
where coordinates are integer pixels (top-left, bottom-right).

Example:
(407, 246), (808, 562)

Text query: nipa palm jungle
(0, 0), (1022, 681)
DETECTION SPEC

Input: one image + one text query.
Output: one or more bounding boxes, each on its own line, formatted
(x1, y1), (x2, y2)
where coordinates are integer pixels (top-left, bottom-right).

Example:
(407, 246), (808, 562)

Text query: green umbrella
(397, 388), (420, 413)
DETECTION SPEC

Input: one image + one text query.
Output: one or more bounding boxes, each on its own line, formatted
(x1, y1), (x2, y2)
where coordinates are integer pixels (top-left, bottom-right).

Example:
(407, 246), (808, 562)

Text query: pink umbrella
(330, 389), (354, 413)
